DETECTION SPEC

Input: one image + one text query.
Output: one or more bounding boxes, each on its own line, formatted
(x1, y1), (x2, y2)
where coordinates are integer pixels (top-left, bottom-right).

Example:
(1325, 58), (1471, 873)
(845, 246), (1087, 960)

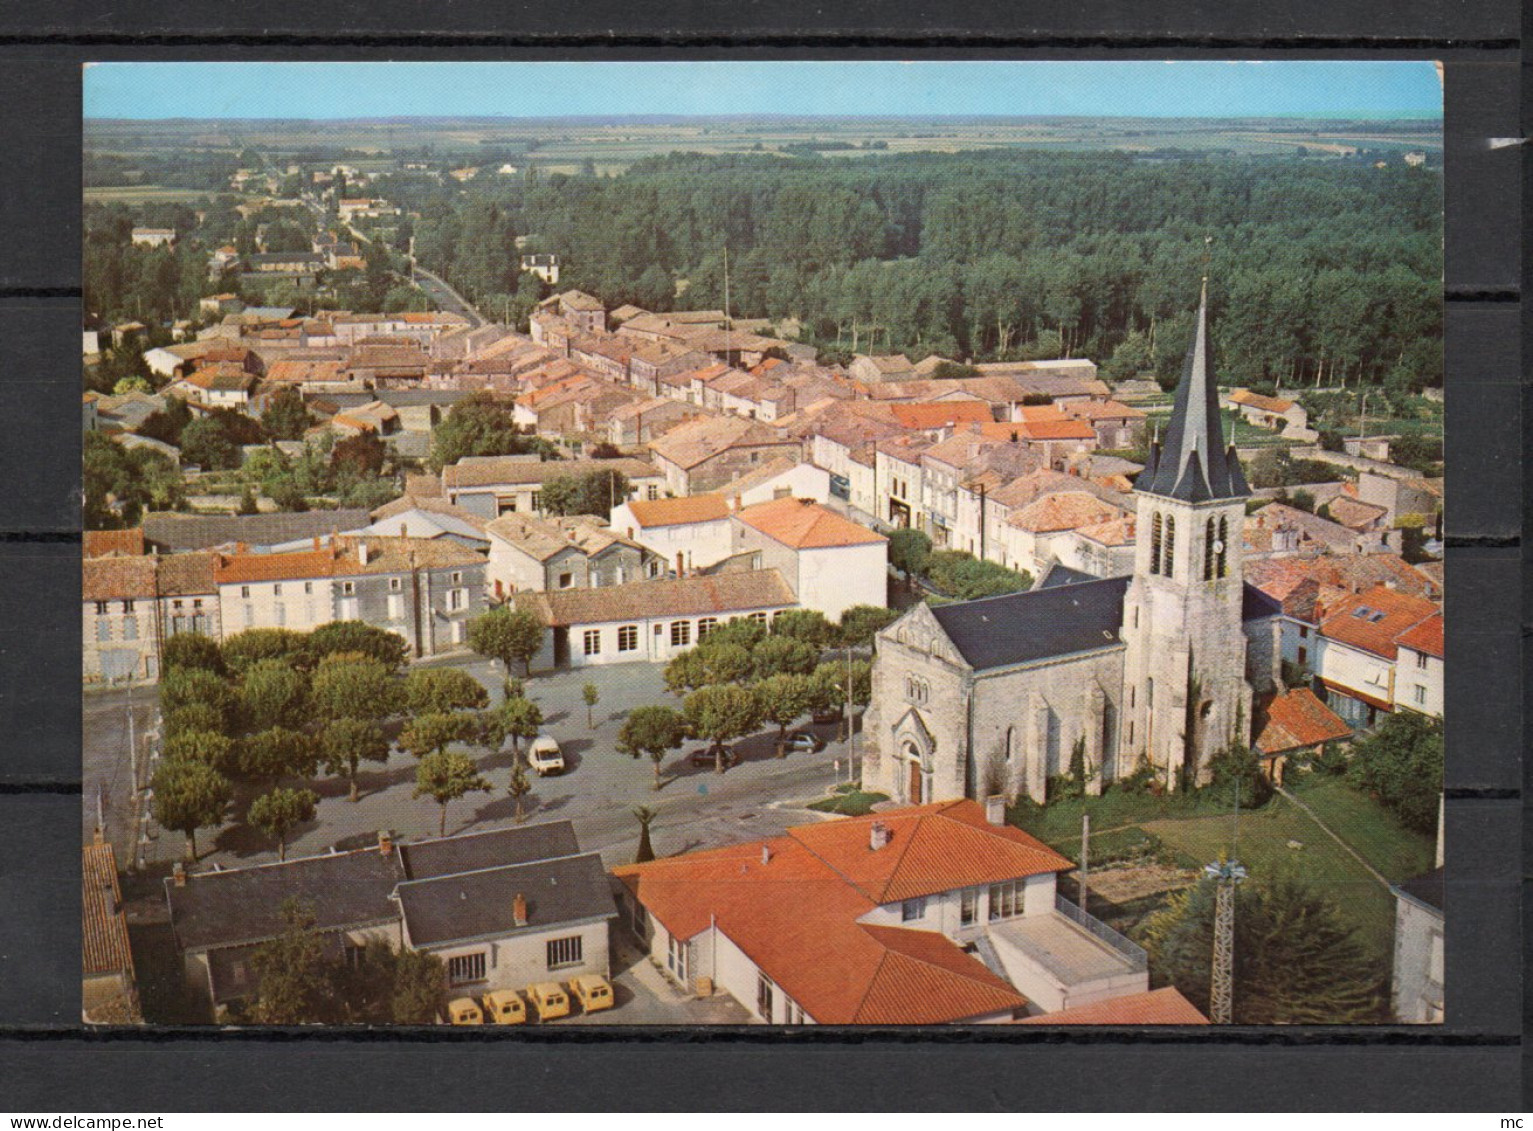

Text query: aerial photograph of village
(81, 60), (1445, 1029)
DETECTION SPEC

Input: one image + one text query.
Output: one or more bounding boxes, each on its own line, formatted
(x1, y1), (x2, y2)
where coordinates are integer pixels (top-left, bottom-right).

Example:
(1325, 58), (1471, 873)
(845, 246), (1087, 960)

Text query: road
(107, 657), (860, 876)
(83, 685), (158, 862)
(409, 263), (486, 328)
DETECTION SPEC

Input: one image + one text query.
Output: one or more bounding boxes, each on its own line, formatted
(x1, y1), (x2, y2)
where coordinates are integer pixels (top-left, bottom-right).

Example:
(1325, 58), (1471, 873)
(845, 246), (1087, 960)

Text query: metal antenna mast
(1205, 852), (1247, 1025)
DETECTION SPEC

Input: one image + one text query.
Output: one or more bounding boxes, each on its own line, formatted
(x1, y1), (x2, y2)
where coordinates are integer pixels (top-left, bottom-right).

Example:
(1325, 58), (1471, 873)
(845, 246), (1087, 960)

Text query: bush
(161, 633), (226, 677)
(1116, 761), (1159, 796)
(1347, 712), (1442, 833)
(1204, 743), (1272, 809)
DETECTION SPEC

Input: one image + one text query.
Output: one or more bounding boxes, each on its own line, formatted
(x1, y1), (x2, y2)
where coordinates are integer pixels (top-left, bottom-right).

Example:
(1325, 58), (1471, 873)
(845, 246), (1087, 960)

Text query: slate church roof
(1136, 280), (1251, 504)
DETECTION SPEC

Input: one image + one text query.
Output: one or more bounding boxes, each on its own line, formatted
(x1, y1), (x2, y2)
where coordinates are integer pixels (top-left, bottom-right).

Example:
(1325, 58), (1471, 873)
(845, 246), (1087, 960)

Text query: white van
(526, 734), (565, 776)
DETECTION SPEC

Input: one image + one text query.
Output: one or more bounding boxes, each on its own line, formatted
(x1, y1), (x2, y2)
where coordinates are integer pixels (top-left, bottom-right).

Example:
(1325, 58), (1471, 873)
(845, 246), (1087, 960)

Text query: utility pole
(845, 645), (855, 779)
(1079, 812), (1090, 917)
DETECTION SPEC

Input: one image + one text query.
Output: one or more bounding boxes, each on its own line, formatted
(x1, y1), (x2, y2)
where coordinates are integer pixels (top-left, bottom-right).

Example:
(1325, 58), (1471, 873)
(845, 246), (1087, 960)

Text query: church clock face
(1212, 539), (1225, 554)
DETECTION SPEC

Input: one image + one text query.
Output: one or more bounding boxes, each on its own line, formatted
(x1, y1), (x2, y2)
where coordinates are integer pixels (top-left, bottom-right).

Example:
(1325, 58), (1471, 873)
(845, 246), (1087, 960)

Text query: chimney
(761, 844), (772, 866)
(312, 535), (321, 552)
(235, 541), (248, 554)
(400, 522), (408, 540)
(985, 795), (1006, 826)
(513, 892), (528, 927)
(172, 862), (187, 888)
(869, 820), (891, 852)
(356, 538), (369, 565)
(378, 830), (393, 856)
(734, 494), (744, 512)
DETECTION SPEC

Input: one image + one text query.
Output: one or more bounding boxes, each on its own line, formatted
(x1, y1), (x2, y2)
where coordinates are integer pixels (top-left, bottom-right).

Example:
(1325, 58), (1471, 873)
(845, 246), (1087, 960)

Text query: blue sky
(84, 61), (1442, 121)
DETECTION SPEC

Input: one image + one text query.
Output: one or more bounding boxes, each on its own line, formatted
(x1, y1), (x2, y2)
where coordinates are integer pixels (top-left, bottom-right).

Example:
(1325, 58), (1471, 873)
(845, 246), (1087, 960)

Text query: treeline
(408, 150), (1442, 390)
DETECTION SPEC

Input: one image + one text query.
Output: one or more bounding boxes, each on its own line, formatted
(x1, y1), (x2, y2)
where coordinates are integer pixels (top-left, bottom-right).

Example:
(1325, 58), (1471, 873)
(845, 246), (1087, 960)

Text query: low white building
(710, 457), (832, 510)
(444, 456), (663, 520)
(1390, 867), (1444, 1024)
(514, 569), (797, 671)
(729, 496), (888, 621)
(615, 799), (1150, 1024)
(610, 495), (735, 574)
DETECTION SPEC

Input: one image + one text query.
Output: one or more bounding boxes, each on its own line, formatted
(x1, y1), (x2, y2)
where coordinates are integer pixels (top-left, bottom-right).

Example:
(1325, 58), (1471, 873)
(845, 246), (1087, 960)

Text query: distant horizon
(84, 61), (1443, 122)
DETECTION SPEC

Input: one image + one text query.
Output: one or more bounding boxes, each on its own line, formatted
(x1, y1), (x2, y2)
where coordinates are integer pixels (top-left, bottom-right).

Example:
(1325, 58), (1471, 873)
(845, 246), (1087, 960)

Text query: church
(864, 283), (1283, 805)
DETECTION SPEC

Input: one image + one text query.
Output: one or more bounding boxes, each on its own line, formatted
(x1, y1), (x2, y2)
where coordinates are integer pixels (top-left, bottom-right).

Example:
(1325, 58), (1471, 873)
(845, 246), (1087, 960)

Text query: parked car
(526, 981), (570, 1021)
(526, 734), (565, 776)
(568, 974), (614, 1015)
(688, 743), (740, 769)
(785, 731), (823, 754)
(447, 997), (483, 1025)
(483, 989), (526, 1025)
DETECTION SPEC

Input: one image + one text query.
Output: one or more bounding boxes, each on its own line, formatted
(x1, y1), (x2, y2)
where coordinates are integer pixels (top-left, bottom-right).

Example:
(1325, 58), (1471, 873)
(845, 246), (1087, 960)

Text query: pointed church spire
(1137, 275), (1249, 502)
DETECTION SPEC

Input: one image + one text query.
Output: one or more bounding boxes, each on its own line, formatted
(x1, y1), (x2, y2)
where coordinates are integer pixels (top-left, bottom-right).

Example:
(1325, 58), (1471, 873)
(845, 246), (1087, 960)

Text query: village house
(520, 253), (560, 285)
(1355, 469), (1444, 526)
(131, 226), (176, 248)
(359, 496), (491, 554)
(341, 338), (431, 387)
(609, 495), (736, 575)
(995, 491), (1132, 583)
(328, 312), (470, 348)
(605, 396), (702, 447)
(1061, 398), (1148, 449)
(848, 354), (915, 384)
(442, 456), (663, 519)
(626, 340), (710, 395)
(170, 364), (260, 411)
(616, 799), (1153, 1022)
(484, 511), (659, 600)
(83, 551), (221, 684)
(1223, 389), (1311, 436)
(541, 290), (607, 335)
(646, 415), (802, 497)
(1312, 584), (1442, 727)
(865, 285), (1278, 806)
(141, 510), (372, 554)
(1251, 686), (1353, 785)
(1245, 501), (1394, 559)
(709, 458), (833, 511)
(213, 535), (486, 657)
(514, 569), (797, 671)
(728, 497), (888, 620)
(1391, 865), (1444, 1023)
(164, 822), (613, 1021)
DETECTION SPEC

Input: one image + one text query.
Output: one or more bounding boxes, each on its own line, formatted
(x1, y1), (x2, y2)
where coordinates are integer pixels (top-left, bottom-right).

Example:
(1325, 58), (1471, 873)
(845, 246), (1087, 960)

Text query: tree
(507, 760), (532, 823)
(888, 527), (932, 586)
(1139, 872), (1385, 1024)
(540, 469), (631, 518)
(383, 947), (446, 1024)
(163, 729), (237, 774)
(320, 717), (391, 802)
(749, 635), (819, 680)
(769, 608), (835, 646)
(428, 392), (552, 471)
(164, 702), (226, 740)
(466, 606), (544, 676)
(309, 655), (400, 722)
(837, 605), (900, 648)
(485, 696), (543, 755)
(240, 658), (311, 732)
(616, 705), (690, 789)
(150, 757), (232, 860)
(683, 684), (762, 774)
(582, 682), (600, 728)
(161, 633), (226, 677)
(248, 787), (319, 861)
(178, 415), (239, 471)
(220, 627), (307, 674)
(160, 666), (236, 719)
(400, 711), (478, 759)
(262, 387), (313, 441)
(414, 751), (491, 836)
(754, 673), (816, 757)
(249, 899), (338, 1024)
(239, 727), (318, 787)
(403, 667), (489, 717)
(632, 805), (657, 864)
(306, 621), (410, 672)
(1348, 712), (1443, 833)
(237, 484), (260, 515)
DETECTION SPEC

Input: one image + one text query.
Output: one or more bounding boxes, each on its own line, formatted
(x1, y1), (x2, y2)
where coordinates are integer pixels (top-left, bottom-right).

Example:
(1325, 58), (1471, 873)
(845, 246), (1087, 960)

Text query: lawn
(807, 784), (890, 817)
(1010, 778), (1434, 962)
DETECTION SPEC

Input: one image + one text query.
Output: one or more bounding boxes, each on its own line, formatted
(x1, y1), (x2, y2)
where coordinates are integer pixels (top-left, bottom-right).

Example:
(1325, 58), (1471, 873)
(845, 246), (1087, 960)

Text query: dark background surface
(0, 1), (1522, 1110)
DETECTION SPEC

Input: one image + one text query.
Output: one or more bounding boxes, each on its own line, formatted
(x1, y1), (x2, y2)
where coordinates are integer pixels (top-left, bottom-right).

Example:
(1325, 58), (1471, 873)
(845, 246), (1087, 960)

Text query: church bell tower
(1118, 278), (1253, 789)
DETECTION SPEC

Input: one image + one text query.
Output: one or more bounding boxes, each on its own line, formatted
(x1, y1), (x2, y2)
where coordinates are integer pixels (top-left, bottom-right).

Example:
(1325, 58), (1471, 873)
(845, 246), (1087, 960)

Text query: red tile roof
(615, 800), (1056, 1024)
(1017, 987), (1208, 1025)
(734, 497), (886, 550)
(888, 401), (995, 430)
(83, 840), (134, 979)
(1394, 611), (1443, 659)
(84, 529), (145, 558)
(624, 495), (732, 528)
(1255, 688), (1354, 755)
(1319, 584), (1440, 660)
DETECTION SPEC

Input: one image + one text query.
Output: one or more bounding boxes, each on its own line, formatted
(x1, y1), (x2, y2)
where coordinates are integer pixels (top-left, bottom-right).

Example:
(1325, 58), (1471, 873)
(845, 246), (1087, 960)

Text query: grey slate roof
(166, 848), (405, 952)
(399, 821), (581, 881)
(930, 577), (1131, 671)
(1036, 563), (1098, 590)
(932, 573), (1282, 670)
(398, 852), (614, 947)
(1396, 866), (1444, 914)
(143, 509), (371, 551)
(1136, 281), (1251, 504)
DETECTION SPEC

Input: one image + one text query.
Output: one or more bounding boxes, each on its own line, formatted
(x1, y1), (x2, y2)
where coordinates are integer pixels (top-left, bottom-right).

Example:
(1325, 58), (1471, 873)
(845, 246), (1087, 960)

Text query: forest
(404, 150), (1443, 391)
